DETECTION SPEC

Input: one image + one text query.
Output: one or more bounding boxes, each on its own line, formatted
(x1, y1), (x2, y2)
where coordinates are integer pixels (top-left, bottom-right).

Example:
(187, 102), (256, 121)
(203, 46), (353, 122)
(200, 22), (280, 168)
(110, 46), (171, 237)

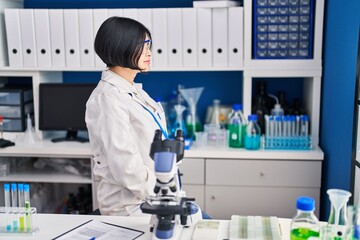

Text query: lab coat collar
(101, 70), (156, 112)
(101, 69), (143, 94)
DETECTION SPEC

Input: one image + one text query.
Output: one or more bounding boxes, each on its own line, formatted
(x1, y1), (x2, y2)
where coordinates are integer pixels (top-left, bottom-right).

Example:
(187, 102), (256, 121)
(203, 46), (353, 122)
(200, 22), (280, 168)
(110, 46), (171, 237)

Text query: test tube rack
(264, 136), (312, 150)
(0, 206), (38, 235)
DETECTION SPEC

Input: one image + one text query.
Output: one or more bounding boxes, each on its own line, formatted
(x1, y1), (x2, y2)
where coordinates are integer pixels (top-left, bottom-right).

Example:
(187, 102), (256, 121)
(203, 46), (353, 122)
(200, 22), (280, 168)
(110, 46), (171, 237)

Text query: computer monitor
(39, 83), (96, 143)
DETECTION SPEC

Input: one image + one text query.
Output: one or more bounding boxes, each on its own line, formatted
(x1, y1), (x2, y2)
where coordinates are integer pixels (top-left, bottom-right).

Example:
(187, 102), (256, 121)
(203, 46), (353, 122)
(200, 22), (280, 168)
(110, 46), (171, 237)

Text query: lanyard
(142, 106), (169, 139)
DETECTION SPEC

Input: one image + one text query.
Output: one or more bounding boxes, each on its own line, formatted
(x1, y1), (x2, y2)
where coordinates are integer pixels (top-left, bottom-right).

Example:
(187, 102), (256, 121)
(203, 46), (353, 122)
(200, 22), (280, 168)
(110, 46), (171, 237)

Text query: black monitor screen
(39, 83), (96, 142)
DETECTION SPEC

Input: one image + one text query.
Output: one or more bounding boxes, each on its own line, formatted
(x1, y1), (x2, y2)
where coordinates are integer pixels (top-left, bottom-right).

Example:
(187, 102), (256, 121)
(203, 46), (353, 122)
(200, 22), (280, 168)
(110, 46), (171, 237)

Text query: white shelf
(0, 66), (245, 72)
(1, 168), (92, 184)
(0, 139), (324, 160)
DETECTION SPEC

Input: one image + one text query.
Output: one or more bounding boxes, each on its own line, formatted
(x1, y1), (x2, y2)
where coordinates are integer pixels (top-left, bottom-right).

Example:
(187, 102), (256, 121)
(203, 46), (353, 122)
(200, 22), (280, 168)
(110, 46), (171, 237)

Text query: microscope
(140, 129), (201, 240)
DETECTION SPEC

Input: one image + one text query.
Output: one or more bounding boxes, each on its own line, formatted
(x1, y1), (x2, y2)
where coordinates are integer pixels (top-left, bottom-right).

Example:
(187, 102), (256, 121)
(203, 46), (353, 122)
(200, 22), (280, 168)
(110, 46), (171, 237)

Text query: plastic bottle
(209, 99), (221, 127)
(290, 197), (320, 240)
(228, 104), (246, 148)
(244, 115), (261, 150)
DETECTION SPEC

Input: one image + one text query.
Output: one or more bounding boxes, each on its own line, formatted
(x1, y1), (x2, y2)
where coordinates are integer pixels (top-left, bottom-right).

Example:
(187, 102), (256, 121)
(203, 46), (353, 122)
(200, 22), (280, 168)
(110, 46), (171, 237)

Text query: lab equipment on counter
(15, 113), (40, 145)
(0, 115), (15, 148)
(244, 115), (261, 150)
(1, 182), (38, 235)
(208, 99), (228, 128)
(290, 196), (320, 240)
(268, 94), (284, 116)
(179, 87), (204, 140)
(327, 189), (352, 239)
(230, 215), (281, 240)
(228, 104), (246, 148)
(345, 205), (360, 240)
(170, 104), (187, 139)
(264, 114), (312, 150)
(203, 124), (228, 148)
(140, 129), (201, 240)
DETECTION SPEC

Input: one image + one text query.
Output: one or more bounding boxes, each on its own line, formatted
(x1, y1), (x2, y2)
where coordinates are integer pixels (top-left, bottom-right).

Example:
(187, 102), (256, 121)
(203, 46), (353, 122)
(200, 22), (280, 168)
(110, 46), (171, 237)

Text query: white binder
(167, 8), (182, 67)
(108, 9), (123, 17)
(152, 8), (168, 68)
(182, 8), (197, 67)
(122, 8), (138, 20)
(49, 9), (66, 67)
(19, 9), (37, 67)
(228, 7), (244, 67)
(4, 9), (23, 67)
(197, 8), (212, 67)
(138, 9), (152, 33)
(212, 8), (228, 67)
(34, 9), (51, 68)
(64, 9), (80, 67)
(93, 9), (108, 68)
(79, 9), (94, 68)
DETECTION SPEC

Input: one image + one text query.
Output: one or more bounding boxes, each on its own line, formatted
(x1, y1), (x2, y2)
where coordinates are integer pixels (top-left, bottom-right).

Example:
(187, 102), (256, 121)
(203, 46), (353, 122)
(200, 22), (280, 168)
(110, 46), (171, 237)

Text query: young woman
(85, 17), (167, 216)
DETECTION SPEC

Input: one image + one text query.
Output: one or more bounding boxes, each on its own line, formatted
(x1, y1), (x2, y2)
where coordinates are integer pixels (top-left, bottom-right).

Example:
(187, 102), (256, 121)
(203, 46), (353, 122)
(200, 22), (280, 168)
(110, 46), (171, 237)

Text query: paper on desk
(53, 219), (144, 240)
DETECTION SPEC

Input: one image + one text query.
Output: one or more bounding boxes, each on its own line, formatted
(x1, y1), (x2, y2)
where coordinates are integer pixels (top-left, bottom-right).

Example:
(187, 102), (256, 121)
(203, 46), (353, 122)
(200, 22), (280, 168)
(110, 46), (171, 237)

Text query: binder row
(4, 8), (244, 69)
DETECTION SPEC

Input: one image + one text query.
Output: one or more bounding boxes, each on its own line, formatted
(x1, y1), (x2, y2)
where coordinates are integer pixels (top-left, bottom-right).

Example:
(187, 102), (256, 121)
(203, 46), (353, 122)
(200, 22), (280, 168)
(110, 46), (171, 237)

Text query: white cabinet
(205, 159), (322, 219)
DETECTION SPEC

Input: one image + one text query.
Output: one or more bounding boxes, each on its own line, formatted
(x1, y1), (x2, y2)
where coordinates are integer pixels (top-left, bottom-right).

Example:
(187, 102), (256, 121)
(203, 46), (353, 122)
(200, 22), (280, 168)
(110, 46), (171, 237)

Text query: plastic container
(245, 115), (261, 150)
(290, 197), (320, 240)
(228, 104), (246, 148)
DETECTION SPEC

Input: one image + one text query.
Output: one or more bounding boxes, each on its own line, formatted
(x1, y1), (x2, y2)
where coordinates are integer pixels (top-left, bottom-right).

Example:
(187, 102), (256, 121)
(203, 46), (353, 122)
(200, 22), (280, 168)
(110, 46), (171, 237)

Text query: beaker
(327, 189), (352, 238)
(345, 205), (360, 240)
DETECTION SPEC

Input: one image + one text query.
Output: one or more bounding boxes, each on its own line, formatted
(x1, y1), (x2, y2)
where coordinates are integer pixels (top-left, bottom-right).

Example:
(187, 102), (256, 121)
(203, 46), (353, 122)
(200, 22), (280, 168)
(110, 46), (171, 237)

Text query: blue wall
(320, 0), (360, 220)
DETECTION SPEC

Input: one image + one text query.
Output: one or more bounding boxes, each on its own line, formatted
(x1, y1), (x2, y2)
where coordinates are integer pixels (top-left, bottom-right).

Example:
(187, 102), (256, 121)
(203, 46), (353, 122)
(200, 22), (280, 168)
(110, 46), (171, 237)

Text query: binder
(49, 9), (66, 67)
(108, 9), (123, 17)
(228, 7), (244, 67)
(93, 9), (108, 68)
(63, 9), (80, 67)
(19, 9), (37, 67)
(151, 8), (168, 68)
(78, 9), (95, 68)
(167, 8), (182, 67)
(182, 8), (197, 67)
(34, 9), (51, 68)
(197, 8), (212, 67)
(212, 8), (228, 67)
(138, 9), (152, 33)
(4, 9), (23, 67)
(122, 8), (138, 20)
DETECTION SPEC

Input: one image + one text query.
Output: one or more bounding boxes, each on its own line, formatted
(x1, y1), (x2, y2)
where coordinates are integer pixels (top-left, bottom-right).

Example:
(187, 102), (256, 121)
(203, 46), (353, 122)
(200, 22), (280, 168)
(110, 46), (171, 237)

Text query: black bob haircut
(94, 17), (151, 70)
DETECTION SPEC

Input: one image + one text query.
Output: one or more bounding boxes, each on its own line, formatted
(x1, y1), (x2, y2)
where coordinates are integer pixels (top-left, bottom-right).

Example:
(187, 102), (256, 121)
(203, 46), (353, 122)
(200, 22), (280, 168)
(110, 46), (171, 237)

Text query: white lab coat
(85, 70), (167, 216)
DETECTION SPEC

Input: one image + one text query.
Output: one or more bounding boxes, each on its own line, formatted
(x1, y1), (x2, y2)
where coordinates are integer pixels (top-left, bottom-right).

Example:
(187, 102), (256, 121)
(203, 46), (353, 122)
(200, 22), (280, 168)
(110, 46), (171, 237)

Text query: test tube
(24, 184), (31, 231)
(18, 183), (25, 231)
(11, 183), (18, 231)
(4, 184), (11, 231)
(300, 115), (309, 137)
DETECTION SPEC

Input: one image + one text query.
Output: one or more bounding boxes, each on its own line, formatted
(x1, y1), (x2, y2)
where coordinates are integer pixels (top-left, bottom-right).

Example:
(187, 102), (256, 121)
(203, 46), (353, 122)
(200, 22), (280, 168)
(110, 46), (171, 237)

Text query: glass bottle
(244, 115), (261, 150)
(290, 196), (320, 240)
(210, 99), (221, 127)
(228, 104), (246, 148)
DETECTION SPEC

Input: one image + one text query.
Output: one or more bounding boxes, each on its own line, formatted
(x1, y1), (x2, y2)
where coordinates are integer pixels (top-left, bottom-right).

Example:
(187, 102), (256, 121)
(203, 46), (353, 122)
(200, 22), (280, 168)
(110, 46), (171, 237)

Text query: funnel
(327, 189), (352, 226)
(179, 87), (204, 139)
(173, 104), (187, 138)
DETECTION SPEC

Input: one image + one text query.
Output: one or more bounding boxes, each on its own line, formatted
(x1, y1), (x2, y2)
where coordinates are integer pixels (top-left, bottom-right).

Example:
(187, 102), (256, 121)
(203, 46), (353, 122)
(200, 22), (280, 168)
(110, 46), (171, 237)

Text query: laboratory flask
(228, 104), (246, 148)
(327, 189), (352, 239)
(290, 196), (320, 240)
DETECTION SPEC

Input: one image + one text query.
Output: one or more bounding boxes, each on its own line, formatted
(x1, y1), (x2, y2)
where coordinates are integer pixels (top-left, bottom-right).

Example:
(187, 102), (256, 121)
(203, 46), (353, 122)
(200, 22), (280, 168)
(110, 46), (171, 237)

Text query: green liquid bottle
(228, 104), (246, 148)
(290, 197), (320, 240)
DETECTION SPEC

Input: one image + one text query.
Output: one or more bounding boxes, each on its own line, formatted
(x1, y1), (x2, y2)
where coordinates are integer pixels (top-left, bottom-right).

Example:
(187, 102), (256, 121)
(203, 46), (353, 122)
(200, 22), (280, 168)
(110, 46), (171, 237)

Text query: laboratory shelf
(0, 138), (324, 160)
(0, 66), (244, 72)
(0, 169), (91, 184)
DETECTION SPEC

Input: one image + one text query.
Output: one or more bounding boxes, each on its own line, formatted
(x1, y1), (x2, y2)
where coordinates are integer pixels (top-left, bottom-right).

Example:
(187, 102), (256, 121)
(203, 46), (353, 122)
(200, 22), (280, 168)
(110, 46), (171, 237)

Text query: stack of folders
(229, 215), (282, 240)
(4, 7), (244, 69)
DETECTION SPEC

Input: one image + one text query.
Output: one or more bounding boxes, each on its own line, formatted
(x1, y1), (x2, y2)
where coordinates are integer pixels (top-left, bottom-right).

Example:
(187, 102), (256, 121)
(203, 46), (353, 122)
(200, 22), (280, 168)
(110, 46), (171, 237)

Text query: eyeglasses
(142, 39), (152, 53)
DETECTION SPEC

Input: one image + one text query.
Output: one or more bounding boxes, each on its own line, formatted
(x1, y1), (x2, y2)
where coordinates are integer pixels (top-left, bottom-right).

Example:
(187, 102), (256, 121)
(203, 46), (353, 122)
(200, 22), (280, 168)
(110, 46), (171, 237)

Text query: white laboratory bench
(0, 213), (294, 240)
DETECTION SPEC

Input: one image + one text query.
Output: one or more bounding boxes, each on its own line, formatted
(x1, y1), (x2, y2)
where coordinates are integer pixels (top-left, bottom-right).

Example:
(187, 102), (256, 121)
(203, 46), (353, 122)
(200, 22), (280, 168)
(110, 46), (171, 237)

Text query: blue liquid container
(245, 115), (261, 150)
